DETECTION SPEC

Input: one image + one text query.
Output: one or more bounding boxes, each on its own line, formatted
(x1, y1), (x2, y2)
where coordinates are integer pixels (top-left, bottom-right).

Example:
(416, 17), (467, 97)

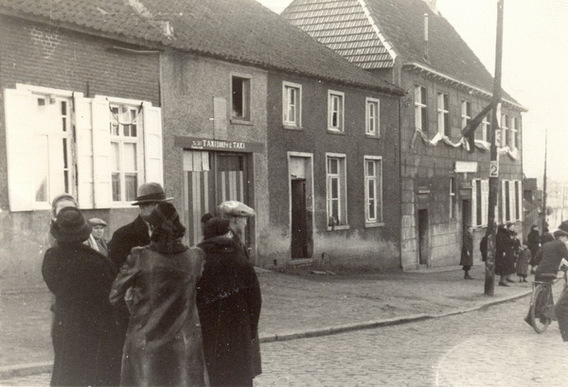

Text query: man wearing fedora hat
(108, 182), (173, 269)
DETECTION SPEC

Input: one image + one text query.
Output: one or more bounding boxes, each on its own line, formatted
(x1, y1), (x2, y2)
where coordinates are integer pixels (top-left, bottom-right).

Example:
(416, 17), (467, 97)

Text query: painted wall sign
(174, 136), (264, 153)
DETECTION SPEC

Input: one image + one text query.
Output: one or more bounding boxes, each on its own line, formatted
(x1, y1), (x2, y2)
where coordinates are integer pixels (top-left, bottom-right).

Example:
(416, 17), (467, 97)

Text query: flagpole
(485, 0), (505, 296)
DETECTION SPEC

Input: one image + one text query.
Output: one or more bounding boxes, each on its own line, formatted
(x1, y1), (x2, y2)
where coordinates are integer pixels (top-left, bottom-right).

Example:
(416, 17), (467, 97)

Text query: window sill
(326, 130), (345, 135)
(365, 134), (381, 139)
(365, 222), (385, 228)
(327, 224), (350, 231)
(230, 118), (254, 126)
(282, 124), (303, 131)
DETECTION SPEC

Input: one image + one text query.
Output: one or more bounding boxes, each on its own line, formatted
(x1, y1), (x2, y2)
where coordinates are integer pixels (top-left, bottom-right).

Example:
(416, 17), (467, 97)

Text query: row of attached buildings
(0, 0), (526, 284)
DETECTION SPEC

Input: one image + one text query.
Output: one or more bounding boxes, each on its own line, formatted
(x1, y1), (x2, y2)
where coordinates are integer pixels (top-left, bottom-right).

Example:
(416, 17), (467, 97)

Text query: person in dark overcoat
(197, 218), (262, 387)
(107, 182), (174, 362)
(527, 225), (541, 261)
(460, 226), (474, 279)
(42, 207), (121, 386)
(110, 202), (208, 386)
(516, 241), (531, 282)
(496, 224), (516, 286)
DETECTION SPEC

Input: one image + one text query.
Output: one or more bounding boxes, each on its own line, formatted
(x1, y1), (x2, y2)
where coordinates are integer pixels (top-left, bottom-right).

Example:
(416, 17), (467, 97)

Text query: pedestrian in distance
(42, 207), (121, 386)
(479, 231), (488, 263)
(109, 202), (208, 386)
(89, 217), (109, 256)
(197, 217), (262, 387)
(496, 223), (516, 286)
(527, 224), (541, 260)
(461, 225), (474, 279)
(516, 241), (531, 283)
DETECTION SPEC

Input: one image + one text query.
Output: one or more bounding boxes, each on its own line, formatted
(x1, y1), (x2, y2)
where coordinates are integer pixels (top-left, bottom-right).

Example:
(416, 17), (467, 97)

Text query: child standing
(517, 241), (531, 282)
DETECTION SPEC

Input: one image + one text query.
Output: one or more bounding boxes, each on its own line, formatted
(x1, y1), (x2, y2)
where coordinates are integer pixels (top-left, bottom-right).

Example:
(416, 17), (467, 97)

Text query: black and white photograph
(1, 0), (567, 386)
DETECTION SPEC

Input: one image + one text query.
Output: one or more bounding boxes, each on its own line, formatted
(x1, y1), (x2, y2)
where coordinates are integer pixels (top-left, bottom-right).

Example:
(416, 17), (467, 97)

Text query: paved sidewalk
(0, 264), (533, 379)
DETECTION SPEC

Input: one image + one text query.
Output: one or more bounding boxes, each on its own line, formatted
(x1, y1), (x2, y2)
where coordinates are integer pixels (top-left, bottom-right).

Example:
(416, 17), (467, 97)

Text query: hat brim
(131, 197), (174, 206)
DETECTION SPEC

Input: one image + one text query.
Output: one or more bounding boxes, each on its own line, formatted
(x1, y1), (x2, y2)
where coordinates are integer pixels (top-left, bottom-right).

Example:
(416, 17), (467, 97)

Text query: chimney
(423, 13), (429, 60)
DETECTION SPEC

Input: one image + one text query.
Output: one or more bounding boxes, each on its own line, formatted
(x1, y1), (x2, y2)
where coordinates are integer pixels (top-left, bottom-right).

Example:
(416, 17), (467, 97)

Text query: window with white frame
(231, 75), (251, 121)
(480, 115), (490, 142)
(4, 84), (163, 211)
(510, 116), (518, 150)
(328, 90), (344, 132)
(472, 179), (489, 227)
(364, 156), (383, 224)
(461, 100), (471, 131)
(501, 114), (509, 147)
(283, 81), (302, 128)
(437, 92), (450, 136)
(414, 85), (428, 131)
(326, 154), (348, 228)
(365, 98), (380, 136)
(110, 104), (142, 202)
(449, 177), (456, 219)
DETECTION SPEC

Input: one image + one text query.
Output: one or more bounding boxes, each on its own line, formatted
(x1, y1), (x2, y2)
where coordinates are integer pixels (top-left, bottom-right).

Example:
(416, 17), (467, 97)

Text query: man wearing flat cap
(218, 200), (256, 261)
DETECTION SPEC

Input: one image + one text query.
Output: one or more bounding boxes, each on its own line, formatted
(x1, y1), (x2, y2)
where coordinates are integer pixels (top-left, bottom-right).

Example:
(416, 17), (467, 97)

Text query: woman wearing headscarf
(197, 218), (262, 387)
(42, 207), (121, 386)
(109, 202), (208, 387)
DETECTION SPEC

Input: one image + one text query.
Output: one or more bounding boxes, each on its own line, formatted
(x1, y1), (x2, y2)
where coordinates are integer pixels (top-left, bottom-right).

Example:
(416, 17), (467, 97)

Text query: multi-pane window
(501, 114), (509, 147)
(472, 179), (489, 226)
(437, 92), (450, 136)
(449, 177), (456, 219)
(326, 154), (347, 228)
(365, 98), (380, 136)
(328, 90), (344, 132)
(414, 86), (428, 131)
(510, 116), (518, 150)
(33, 96), (73, 203)
(110, 104), (141, 203)
(364, 157), (383, 223)
(231, 75), (251, 120)
(283, 82), (302, 128)
(461, 100), (471, 130)
(501, 180), (522, 222)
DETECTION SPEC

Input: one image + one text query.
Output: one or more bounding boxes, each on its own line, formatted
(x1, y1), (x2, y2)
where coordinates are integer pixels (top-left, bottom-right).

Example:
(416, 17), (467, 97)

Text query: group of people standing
(42, 183), (262, 386)
(461, 222), (558, 285)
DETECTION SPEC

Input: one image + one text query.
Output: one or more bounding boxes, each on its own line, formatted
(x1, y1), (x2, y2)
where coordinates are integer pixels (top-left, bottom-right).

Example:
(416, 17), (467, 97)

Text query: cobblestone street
(4, 295), (568, 386)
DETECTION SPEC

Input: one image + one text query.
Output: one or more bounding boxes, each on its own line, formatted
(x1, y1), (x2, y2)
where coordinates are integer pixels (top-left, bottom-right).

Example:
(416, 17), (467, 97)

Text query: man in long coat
(460, 226), (474, 279)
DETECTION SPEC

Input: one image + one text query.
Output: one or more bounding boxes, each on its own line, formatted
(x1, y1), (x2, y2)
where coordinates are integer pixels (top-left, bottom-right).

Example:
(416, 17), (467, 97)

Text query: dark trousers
(556, 290), (568, 341)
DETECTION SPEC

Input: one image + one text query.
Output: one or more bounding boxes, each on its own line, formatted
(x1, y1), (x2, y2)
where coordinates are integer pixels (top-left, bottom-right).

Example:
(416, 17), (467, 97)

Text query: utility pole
(485, 0), (505, 296)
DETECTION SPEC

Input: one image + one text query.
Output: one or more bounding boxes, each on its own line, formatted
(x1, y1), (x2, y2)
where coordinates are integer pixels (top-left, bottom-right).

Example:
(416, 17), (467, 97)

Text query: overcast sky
(256, 0), (568, 183)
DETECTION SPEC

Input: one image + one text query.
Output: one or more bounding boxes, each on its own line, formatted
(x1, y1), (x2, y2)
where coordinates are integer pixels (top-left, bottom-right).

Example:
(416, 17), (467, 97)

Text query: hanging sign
(489, 160), (499, 177)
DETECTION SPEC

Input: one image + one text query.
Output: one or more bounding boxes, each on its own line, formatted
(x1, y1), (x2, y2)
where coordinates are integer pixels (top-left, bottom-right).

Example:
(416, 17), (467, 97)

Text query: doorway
(418, 209), (429, 265)
(183, 150), (251, 246)
(462, 199), (471, 230)
(289, 154), (313, 259)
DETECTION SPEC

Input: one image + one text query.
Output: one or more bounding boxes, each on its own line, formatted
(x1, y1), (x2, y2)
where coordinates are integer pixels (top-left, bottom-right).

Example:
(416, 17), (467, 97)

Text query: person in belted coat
(460, 225), (474, 279)
(197, 217), (262, 387)
(107, 182), (174, 370)
(42, 207), (121, 386)
(110, 202), (208, 386)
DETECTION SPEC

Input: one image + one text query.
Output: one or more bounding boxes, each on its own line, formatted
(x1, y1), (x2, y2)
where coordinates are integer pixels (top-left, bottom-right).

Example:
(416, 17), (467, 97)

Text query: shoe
(506, 278), (516, 283)
(464, 275), (474, 280)
(498, 282), (510, 287)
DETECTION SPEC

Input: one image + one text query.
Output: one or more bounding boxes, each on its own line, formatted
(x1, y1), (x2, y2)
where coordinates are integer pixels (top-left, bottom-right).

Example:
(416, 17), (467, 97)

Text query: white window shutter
(4, 88), (34, 211)
(471, 179), (477, 226)
(510, 180), (516, 221)
(91, 97), (112, 208)
(143, 104), (163, 185)
(482, 180), (489, 226)
(501, 180), (507, 223)
(74, 94), (94, 208)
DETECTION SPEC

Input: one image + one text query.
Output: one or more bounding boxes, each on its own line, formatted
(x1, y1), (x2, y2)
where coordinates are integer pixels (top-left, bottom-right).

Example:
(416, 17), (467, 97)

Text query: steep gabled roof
(0, 0), (404, 94)
(282, 0), (524, 109)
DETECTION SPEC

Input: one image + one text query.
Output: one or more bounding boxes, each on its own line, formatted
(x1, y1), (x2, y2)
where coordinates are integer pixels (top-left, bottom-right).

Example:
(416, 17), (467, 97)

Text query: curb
(0, 290), (533, 380)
